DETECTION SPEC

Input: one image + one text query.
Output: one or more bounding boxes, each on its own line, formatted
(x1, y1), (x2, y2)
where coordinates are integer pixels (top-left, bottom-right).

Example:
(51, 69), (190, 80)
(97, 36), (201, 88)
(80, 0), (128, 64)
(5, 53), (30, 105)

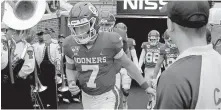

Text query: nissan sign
(117, 0), (168, 16)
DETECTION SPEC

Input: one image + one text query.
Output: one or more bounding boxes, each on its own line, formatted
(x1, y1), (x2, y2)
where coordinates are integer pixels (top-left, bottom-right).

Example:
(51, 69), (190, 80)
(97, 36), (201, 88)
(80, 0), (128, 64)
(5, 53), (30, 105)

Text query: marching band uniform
(1, 34), (35, 109)
(34, 39), (61, 109)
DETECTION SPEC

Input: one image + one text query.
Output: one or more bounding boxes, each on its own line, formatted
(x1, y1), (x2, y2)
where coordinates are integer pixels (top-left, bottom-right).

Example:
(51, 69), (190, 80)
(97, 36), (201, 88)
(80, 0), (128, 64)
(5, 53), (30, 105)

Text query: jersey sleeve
(108, 32), (124, 58)
(155, 72), (187, 109)
(155, 57), (201, 109)
(63, 36), (73, 59)
(130, 38), (136, 46)
(113, 28), (127, 42)
(141, 42), (147, 49)
(65, 55), (76, 70)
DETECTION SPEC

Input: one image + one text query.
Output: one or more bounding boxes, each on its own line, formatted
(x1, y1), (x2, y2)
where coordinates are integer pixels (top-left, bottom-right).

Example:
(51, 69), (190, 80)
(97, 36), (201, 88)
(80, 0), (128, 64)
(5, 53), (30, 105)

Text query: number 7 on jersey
(82, 65), (99, 88)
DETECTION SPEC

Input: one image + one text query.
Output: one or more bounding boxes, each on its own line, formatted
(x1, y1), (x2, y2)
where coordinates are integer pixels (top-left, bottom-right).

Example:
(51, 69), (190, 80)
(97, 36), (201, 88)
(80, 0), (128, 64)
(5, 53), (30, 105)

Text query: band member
(34, 30), (61, 109)
(1, 27), (35, 109)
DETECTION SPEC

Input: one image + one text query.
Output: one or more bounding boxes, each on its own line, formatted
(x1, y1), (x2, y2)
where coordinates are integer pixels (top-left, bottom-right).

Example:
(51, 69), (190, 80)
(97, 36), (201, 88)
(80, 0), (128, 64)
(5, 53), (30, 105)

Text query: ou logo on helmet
(88, 5), (98, 16)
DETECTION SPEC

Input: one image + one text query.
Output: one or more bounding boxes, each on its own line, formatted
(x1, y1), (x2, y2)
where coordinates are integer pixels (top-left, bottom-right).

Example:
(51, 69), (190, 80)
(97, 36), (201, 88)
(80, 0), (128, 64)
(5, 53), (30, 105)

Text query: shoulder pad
(141, 42), (149, 48)
(128, 38), (136, 46)
(107, 32), (122, 44)
(113, 28), (127, 41)
(63, 35), (74, 48)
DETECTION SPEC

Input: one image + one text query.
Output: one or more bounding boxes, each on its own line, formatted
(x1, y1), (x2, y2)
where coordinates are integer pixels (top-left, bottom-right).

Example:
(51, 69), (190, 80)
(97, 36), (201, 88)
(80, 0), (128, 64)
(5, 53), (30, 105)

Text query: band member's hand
(145, 87), (156, 98)
(69, 81), (80, 95)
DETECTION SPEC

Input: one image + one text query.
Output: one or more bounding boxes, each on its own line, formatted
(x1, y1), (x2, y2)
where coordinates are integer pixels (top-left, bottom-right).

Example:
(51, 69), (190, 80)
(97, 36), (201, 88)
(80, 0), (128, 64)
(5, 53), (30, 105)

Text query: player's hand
(145, 87), (156, 98)
(139, 67), (143, 73)
(68, 81), (80, 95)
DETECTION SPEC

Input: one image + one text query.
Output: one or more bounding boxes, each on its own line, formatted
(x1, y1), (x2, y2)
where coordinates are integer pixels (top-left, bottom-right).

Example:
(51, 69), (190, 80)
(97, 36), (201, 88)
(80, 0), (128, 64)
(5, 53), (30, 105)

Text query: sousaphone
(2, 0), (46, 30)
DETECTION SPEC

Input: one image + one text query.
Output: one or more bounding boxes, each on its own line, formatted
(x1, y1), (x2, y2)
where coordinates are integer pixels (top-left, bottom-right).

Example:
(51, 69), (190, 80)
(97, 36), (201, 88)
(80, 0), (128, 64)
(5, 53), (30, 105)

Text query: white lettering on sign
(124, 0), (167, 10)
(144, 0), (157, 10)
(124, 0), (138, 10)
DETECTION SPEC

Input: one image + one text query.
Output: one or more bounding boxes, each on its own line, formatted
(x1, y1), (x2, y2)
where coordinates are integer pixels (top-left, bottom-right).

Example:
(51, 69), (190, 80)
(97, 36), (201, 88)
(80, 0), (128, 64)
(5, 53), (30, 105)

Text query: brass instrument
(33, 61), (47, 93)
(31, 62), (47, 109)
(2, 0), (46, 30)
(57, 46), (68, 92)
(7, 38), (16, 84)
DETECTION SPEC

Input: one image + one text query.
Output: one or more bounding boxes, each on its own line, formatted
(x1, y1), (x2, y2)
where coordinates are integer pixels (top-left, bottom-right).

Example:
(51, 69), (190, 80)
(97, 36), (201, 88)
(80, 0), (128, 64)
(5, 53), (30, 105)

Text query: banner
(117, 0), (168, 16)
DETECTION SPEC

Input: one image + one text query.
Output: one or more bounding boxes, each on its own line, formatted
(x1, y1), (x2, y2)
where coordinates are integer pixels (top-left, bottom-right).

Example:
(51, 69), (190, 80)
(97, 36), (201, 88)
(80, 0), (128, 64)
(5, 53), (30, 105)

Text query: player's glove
(68, 81), (80, 95)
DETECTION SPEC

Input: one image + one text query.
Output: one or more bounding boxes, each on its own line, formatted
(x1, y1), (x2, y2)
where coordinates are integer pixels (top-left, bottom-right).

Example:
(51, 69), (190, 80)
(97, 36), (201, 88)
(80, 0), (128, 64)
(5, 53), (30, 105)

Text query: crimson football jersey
(127, 38), (136, 59)
(127, 38), (136, 49)
(141, 42), (164, 68)
(63, 32), (123, 95)
(113, 28), (128, 52)
(160, 44), (179, 69)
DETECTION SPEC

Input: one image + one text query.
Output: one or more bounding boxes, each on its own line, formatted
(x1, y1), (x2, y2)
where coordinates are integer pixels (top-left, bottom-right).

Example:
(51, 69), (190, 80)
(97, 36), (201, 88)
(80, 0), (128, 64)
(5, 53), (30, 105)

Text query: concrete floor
(58, 82), (150, 109)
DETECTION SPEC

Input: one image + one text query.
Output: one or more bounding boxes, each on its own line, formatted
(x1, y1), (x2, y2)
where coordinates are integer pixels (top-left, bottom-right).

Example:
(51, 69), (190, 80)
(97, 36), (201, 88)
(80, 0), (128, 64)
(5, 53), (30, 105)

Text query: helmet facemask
(68, 17), (97, 44)
(149, 36), (159, 46)
(99, 20), (115, 32)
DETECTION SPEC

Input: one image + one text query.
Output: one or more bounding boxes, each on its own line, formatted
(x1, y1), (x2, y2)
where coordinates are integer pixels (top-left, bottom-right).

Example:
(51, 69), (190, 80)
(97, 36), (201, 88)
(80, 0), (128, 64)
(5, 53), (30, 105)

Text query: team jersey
(113, 28), (128, 52)
(141, 42), (164, 68)
(160, 44), (179, 69)
(127, 38), (136, 59)
(63, 32), (123, 95)
(127, 38), (136, 49)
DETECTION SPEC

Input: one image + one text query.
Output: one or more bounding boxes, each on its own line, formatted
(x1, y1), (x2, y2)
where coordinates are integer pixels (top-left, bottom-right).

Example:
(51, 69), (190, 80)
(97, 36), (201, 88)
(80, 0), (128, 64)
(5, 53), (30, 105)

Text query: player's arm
(138, 49), (145, 68)
(153, 55), (164, 79)
(130, 46), (139, 67)
(115, 50), (155, 95)
(65, 55), (78, 84)
(112, 35), (155, 95)
(65, 55), (80, 95)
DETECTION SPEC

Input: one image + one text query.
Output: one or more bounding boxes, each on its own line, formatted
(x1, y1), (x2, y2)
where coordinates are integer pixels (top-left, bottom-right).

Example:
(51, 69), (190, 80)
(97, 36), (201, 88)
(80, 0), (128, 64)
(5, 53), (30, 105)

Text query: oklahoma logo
(71, 46), (80, 56)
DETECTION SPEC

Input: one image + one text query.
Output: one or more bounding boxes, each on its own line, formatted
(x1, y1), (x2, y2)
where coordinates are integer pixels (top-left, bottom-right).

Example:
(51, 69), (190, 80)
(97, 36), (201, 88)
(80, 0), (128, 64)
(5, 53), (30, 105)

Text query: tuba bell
(2, 0), (46, 30)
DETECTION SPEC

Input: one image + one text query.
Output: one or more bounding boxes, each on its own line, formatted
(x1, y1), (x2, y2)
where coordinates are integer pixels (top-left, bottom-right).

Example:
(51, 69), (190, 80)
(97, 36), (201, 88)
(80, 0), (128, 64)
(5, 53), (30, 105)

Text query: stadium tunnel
(116, 17), (167, 86)
(116, 18), (167, 59)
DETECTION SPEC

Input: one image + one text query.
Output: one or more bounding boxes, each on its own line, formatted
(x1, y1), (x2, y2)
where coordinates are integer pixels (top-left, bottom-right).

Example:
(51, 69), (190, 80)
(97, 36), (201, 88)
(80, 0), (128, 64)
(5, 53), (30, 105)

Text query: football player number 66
(82, 65), (99, 88)
(146, 52), (159, 63)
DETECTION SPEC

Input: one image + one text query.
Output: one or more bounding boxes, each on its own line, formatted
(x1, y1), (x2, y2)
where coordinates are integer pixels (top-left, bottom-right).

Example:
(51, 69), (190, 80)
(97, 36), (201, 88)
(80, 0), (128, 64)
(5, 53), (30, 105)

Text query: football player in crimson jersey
(152, 30), (179, 87)
(99, 11), (116, 32)
(63, 2), (155, 109)
(99, 11), (132, 109)
(138, 30), (164, 109)
(114, 22), (141, 109)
